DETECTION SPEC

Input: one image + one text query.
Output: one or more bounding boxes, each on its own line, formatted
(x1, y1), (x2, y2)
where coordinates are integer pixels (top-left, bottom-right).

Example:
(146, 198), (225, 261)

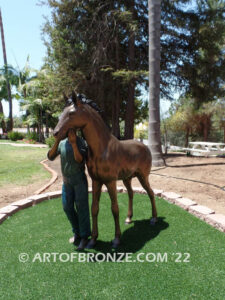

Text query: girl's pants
(62, 174), (91, 238)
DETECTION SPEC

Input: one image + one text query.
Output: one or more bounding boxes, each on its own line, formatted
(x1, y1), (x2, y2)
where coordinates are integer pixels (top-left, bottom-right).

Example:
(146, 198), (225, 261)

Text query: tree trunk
(224, 125), (225, 143)
(45, 113), (49, 138)
(6, 81), (13, 132)
(203, 115), (211, 141)
(185, 127), (189, 147)
(0, 9), (13, 131)
(112, 35), (121, 139)
(124, 0), (135, 140)
(124, 79), (135, 139)
(112, 87), (121, 138)
(148, 0), (164, 166)
(0, 100), (7, 133)
(38, 108), (44, 143)
(203, 125), (208, 141)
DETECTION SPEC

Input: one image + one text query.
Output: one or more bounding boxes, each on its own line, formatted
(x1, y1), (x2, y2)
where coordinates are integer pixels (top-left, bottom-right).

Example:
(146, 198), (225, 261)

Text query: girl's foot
(69, 234), (81, 245)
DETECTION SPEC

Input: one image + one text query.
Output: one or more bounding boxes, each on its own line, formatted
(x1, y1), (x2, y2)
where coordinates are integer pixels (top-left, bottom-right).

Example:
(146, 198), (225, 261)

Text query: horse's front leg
(123, 178), (133, 224)
(105, 180), (121, 248)
(86, 180), (102, 249)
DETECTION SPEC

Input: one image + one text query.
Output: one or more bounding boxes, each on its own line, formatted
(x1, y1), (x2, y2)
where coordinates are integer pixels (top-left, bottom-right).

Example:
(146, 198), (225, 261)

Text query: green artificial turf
(0, 144), (49, 186)
(0, 193), (224, 300)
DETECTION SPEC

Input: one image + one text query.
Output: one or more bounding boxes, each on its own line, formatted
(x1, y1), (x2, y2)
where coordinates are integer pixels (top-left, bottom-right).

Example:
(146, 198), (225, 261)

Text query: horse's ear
(72, 90), (83, 107)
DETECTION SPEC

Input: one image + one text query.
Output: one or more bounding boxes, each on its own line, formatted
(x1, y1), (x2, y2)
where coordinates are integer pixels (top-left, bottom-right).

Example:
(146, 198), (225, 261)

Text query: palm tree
(19, 67), (55, 142)
(148, 0), (164, 166)
(0, 65), (19, 132)
(20, 98), (44, 142)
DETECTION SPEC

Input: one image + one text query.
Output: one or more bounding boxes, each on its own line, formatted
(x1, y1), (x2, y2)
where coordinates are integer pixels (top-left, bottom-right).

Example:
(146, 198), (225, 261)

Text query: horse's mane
(77, 93), (104, 115)
(65, 93), (102, 114)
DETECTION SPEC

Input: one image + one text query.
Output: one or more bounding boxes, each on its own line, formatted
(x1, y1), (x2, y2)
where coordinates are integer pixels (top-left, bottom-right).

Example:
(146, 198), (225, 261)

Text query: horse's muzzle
(53, 129), (59, 138)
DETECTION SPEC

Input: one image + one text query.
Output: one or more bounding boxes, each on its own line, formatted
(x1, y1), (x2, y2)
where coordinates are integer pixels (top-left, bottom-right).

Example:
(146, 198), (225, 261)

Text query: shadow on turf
(84, 217), (169, 256)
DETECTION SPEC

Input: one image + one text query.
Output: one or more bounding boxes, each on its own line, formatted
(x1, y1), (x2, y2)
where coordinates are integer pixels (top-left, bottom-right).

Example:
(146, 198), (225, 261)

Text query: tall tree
(0, 9), (13, 131)
(148, 0), (164, 166)
(179, 0), (225, 140)
(42, 0), (150, 138)
(0, 65), (19, 132)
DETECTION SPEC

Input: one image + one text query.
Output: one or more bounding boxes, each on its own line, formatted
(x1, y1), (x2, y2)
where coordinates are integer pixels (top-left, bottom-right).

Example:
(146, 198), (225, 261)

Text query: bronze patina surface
(49, 94), (157, 248)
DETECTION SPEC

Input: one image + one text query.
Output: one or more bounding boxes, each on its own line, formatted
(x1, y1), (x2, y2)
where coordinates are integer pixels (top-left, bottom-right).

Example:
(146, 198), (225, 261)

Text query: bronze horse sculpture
(49, 93), (157, 248)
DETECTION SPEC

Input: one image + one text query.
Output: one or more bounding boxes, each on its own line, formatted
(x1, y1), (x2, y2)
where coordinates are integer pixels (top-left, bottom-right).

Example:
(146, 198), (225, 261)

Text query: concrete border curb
(34, 159), (58, 195)
(0, 187), (224, 233)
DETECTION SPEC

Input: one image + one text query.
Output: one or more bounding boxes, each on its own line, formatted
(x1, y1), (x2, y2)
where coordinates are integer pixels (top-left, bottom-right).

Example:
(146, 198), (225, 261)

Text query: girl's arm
(68, 129), (83, 163)
(47, 138), (60, 161)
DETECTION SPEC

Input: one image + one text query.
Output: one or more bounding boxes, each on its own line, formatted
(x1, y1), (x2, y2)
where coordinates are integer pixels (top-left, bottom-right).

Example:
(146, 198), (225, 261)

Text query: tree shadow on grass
(93, 217), (169, 254)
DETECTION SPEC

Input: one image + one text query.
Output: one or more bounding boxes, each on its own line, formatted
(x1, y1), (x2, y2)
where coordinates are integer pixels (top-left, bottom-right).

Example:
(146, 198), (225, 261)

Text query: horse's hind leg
(137, 174), (157, 225)
(123, 178), (133, 224)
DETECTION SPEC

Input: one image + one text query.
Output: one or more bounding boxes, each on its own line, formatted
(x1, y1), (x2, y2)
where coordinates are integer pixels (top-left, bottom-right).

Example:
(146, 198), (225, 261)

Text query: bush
(45, 136), (55, 148)
(8, 131), (25, 141)
(26, 132), (39, 142)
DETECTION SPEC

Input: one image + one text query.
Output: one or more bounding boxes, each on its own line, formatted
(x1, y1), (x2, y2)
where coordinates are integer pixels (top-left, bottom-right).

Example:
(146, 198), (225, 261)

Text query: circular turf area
(0, 193), (224, 299)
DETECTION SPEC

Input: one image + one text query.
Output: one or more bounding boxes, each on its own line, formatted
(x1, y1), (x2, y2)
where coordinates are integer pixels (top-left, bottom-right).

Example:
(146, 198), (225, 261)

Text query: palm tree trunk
(148, 0), (164, 166)
(0, 100), (7, 133)
(0, 9), (13, 131)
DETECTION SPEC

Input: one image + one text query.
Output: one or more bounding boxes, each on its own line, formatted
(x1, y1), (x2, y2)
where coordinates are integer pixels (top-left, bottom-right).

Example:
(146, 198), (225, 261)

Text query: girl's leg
(74, 176), (91, 239)
(62, 183), (80, 236)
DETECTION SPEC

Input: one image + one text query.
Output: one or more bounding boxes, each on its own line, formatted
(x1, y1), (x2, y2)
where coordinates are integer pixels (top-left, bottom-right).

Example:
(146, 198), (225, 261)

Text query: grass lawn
(0, 144), (50, 187)
(0, 193), (224, 300)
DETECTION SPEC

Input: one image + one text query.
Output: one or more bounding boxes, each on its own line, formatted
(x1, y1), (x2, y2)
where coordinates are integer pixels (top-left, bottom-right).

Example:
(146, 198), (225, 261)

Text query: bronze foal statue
(49, 93), (157, 248)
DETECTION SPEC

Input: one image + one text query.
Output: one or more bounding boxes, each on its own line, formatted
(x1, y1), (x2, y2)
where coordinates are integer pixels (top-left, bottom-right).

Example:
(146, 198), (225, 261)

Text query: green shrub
(26, 132), (39, 142)
(8, 131), (25, 141)
(45, 136), (55, 148)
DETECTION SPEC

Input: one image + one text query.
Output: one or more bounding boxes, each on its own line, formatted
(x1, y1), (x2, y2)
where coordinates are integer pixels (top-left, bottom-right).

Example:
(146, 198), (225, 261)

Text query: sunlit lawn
(0, 144), (50, 187)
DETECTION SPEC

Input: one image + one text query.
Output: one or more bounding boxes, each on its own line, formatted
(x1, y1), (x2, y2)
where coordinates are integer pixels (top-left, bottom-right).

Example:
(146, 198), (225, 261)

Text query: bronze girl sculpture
(50, 93), (157, 248)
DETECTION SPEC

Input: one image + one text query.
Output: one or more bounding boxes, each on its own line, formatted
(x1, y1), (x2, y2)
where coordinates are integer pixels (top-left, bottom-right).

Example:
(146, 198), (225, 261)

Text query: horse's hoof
(86, 239), (97, 249)
(125, 217), (132, 225)
(77, 238), (89, 251)
(150, 217), (157, 226)
(111, 237), (120, 249)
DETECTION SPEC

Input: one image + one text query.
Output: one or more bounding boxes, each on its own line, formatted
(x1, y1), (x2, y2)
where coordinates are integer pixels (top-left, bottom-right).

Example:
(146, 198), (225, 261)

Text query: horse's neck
(82, 121), (112, 158)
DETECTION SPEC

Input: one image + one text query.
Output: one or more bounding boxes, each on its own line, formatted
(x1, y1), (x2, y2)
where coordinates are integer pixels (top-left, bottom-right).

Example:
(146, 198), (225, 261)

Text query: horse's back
(120, 139), (151, 157)
(118, 139), (152, 176)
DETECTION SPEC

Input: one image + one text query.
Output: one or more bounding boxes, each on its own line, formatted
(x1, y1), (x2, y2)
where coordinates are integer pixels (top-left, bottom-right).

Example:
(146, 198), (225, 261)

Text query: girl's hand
(68, 129), (77, 144)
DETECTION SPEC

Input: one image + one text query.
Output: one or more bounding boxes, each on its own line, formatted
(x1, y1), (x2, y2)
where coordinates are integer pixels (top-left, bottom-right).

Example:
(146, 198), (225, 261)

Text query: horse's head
(53, 94), (87, 141)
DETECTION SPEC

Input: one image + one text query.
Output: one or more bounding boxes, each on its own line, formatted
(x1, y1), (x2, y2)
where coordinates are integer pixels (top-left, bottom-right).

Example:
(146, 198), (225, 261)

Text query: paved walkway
(0, 142), (47, 148)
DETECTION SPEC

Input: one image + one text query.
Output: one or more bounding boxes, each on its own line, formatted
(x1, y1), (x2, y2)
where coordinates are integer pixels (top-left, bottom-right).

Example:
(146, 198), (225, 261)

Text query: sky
(1, 0), (50, 116)
(0, 0), (171, 118)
